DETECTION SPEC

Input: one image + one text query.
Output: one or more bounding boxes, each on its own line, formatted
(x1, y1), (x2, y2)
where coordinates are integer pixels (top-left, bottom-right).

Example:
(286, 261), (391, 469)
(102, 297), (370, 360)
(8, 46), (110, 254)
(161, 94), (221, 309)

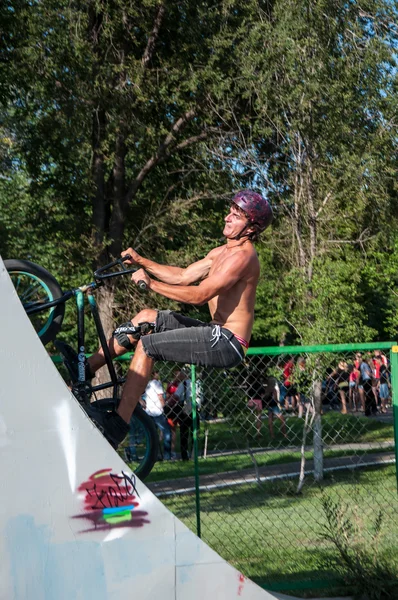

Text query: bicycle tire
(5, 259), (65, 345)
(92, 398), (159, 480)
(117, 404), (159, 480)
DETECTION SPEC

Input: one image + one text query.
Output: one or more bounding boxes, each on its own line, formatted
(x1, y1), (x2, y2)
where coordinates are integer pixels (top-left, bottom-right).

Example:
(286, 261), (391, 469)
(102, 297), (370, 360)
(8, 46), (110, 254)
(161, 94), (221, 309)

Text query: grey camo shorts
(141, 310), (245, 368)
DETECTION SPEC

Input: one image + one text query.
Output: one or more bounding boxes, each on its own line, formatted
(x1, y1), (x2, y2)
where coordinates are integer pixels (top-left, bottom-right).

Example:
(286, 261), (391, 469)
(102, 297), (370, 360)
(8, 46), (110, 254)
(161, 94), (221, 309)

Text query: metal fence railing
(57, 342), (398, 594)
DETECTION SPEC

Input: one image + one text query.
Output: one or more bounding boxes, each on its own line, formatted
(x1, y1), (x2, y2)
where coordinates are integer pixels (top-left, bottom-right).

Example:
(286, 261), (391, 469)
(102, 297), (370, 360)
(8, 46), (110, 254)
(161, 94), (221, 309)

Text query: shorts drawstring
(210, 324), (222, 347)
(210, 324), (243, 362)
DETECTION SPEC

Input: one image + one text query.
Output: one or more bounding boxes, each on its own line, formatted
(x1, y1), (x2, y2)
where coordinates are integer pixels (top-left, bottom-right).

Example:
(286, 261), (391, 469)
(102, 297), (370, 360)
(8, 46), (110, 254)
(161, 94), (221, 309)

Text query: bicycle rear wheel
(5, 259), (65, 345)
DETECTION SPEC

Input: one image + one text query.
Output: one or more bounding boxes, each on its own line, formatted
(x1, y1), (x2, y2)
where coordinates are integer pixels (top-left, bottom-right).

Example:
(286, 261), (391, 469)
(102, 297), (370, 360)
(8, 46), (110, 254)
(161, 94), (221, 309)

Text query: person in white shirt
(143, 371), (172, 460)
(173, 374), (202, 460)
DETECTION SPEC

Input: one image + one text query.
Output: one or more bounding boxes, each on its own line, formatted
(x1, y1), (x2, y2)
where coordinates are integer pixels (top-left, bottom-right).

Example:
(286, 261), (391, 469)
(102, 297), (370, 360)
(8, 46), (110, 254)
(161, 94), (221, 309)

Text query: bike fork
(75, 290), (87, 383)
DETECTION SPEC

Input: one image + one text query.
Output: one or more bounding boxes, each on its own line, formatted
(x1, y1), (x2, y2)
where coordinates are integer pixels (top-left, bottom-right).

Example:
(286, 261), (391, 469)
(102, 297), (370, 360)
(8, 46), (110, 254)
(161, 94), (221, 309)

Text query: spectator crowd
(125, 350), (392, 461)
(244, 349), (392, 437)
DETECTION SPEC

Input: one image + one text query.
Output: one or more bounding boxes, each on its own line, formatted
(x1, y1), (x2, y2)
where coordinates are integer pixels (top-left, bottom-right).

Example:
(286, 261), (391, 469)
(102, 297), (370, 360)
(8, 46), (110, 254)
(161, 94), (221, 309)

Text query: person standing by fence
(262, 375), (286, 439)
(173, 372), (202, 461)
(358, 355), (377, 417)
(327, 360), (349, 414)
(164, 369), (185, 459)
(142, 371), (172, 461)
(246, 369), (266, 438)
(375, 355), (391, 413)
(354, 352), (365, 412)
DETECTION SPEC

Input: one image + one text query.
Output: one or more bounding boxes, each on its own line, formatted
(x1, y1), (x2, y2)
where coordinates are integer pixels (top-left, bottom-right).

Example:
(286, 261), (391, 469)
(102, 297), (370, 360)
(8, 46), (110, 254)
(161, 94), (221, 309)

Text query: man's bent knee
(132, 308), (157, 325)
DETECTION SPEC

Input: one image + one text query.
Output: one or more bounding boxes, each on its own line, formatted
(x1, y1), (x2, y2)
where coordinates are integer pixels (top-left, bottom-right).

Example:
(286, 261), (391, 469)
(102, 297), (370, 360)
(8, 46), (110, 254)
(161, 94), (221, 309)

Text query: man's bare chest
(209, 250), (230, 276)
(209, 248), (249, 284)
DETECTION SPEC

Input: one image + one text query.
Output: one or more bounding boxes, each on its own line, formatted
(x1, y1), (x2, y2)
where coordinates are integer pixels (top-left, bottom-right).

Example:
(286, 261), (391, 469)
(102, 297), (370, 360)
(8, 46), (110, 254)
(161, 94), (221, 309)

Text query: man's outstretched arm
(121, 247), (218, 285)
(132, 252), (252, 305)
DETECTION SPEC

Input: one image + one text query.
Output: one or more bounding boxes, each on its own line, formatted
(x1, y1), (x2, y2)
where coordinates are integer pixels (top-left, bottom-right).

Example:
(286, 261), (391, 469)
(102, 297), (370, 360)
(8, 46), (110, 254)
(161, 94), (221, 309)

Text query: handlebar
(94, 255), (147, 290)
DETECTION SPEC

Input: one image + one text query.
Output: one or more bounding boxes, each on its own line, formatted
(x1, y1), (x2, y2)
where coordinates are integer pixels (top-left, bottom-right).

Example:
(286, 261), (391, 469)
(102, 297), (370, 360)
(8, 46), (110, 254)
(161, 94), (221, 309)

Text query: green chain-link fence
(57, 341), (398, 594)
(126, 342), (398, 594)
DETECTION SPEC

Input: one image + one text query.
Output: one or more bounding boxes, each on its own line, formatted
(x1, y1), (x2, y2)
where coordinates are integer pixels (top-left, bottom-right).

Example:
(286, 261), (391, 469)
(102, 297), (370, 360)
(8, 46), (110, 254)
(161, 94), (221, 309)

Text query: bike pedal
(71, 382), (92, 404)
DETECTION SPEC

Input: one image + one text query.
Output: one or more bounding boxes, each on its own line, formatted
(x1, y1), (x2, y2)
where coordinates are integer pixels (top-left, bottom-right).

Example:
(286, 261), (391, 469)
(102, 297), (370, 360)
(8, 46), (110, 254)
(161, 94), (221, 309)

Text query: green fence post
(391, 346), (398, 493)
(191, 364), (201, 538)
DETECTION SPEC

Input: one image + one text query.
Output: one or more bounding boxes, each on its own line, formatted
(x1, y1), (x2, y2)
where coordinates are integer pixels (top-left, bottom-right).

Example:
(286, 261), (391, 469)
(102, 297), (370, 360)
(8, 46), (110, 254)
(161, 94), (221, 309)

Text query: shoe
(85, 404), (129, 449)
(55, 341), (93, 384)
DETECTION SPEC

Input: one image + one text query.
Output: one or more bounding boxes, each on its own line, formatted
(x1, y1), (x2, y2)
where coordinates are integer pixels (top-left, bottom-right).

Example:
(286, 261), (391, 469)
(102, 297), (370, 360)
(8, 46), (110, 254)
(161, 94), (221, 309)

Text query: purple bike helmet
(232, 190), (273, 234)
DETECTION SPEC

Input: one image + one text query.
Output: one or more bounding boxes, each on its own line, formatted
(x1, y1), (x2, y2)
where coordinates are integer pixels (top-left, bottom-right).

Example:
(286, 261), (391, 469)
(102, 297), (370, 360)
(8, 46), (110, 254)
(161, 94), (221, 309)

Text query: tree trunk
(89, 7), (106, 250)
(92, 283), (115, 398)
(91, 108), (106, 248)
(306, 142), (317, 282)
(313, 378), (324, 482)
(94, 130), (129, 394)
(109, 131), (127, 257)
(292, 135), (307, 269)
(296, 403), (313, 494)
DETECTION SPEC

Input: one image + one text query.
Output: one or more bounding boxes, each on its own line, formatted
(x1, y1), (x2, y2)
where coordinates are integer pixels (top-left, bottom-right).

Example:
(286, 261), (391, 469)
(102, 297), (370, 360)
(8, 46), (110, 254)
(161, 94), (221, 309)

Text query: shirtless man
(85, 190), (273, 448)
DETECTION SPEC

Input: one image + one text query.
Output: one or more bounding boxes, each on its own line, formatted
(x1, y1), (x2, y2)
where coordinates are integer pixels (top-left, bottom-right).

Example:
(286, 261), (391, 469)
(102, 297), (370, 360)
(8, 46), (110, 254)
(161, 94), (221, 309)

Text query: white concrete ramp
(0, 257), (277, 600)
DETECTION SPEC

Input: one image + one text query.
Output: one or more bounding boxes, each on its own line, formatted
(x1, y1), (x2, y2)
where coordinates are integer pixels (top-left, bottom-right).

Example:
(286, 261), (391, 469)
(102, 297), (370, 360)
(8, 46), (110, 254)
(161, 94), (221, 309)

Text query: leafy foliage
(1, 0), (398, 346)
(318, 495), (398, 599)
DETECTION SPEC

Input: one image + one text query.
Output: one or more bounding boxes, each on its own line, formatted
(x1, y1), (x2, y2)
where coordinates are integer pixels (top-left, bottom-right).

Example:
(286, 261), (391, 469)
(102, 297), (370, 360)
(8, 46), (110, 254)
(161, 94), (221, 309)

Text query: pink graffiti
(72, 468), (150, 533)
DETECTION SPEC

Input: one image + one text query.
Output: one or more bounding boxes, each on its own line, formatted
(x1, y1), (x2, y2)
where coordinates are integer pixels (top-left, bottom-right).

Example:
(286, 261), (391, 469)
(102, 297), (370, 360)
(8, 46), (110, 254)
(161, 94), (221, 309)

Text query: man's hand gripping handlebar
(94, 255), (148, 290)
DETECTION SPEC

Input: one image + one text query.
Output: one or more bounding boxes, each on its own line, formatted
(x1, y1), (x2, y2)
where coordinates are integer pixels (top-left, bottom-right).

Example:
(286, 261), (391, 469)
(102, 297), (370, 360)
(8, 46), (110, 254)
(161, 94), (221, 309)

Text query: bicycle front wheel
(118, 404), (159, 480)
(5, 259), (65, 345)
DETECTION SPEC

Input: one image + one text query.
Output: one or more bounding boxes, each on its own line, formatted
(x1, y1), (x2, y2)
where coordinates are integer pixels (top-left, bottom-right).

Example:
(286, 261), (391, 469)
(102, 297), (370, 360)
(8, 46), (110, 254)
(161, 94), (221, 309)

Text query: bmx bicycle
(5, 256), (159, 480)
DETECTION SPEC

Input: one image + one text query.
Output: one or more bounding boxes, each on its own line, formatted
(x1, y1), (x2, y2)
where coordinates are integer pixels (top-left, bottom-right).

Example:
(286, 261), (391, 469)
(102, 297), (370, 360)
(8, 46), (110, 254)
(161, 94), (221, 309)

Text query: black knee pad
(112, 321), (155, 350)
(113, 321), (141, 350)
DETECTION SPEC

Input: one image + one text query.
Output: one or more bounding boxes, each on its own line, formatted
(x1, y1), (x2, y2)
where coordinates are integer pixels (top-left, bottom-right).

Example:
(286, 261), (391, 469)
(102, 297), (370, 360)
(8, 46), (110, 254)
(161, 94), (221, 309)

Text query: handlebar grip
(137, 280), (147, 291)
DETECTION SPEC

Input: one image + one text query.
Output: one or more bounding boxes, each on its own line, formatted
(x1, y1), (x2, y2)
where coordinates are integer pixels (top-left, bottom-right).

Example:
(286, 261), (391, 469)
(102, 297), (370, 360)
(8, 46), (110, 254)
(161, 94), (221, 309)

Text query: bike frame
(24, 257), (140, 403)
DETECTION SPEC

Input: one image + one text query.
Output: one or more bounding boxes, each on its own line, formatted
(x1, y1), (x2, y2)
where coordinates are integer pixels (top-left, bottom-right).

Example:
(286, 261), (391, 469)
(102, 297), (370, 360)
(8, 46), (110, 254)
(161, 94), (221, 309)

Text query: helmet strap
(231, 223), (251, 241)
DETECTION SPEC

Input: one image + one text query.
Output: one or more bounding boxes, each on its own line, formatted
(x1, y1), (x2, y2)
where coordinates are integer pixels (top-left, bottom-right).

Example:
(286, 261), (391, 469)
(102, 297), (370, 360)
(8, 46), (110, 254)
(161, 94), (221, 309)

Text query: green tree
(1, 0), (263, 338)
(2, 0), (398, 350)
(209, 0), (398, 344)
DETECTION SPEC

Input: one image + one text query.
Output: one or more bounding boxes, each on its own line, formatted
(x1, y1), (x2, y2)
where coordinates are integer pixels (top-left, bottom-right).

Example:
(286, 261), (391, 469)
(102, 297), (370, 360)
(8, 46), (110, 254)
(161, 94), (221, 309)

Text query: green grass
(200, 411), (394, 451)
(139, 410), (397, 597)
(144, 411), (394, 483)
(160, 464), (398, 598)
(145, 446), (395, 483)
